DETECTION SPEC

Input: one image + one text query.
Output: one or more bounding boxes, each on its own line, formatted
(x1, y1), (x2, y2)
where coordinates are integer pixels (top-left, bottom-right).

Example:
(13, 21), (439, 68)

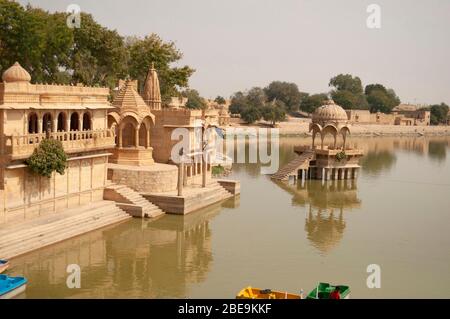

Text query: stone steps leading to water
(271, 151), (315, 180)
(104, 184), (164, 218)
(0, 201), (131, 259)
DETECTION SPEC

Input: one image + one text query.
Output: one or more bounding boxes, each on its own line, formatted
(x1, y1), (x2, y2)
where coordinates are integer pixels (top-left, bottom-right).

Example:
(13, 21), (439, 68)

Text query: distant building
(346, 104), (430, 126)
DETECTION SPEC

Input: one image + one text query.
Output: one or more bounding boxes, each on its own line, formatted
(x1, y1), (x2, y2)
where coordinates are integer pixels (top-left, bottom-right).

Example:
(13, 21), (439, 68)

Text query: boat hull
(0, 283), (26, 299)
(237, 287), (301, 299)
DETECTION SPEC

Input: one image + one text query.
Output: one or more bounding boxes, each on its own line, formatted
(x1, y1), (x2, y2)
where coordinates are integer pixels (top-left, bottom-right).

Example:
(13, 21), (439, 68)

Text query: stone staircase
(104, 184), (164, 218)
(0, 200), (130, 259)
(271, 150), (315, 181)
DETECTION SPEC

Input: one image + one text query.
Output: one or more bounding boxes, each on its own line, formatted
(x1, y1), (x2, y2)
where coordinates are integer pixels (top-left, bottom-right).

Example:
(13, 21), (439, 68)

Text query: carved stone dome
(2, 62), (31, 83)
(312, 100), (348, 123)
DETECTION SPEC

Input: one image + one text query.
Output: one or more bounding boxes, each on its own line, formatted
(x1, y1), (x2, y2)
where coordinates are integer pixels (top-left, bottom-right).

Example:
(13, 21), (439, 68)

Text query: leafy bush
(335, 151), (347, 162)
(212, 165), (225, 176)
(26, 138), (67, 178)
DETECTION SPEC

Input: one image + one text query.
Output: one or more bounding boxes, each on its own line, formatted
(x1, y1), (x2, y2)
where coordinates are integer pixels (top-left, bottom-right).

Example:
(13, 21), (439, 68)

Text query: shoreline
(226, 120), (450, 137)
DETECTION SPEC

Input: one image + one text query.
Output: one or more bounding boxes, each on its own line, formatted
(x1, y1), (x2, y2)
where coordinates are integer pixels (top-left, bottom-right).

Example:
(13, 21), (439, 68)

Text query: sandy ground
(227, 117), (450, 136)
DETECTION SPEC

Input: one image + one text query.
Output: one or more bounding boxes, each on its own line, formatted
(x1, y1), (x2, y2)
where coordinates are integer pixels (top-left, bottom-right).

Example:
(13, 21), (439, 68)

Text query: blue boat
(0, 259), (9, 273)
(0, 275), (27, 299)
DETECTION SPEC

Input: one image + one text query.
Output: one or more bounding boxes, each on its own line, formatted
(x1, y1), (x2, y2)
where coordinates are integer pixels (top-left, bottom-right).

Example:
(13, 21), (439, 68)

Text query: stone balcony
(4, 128), (116, 160)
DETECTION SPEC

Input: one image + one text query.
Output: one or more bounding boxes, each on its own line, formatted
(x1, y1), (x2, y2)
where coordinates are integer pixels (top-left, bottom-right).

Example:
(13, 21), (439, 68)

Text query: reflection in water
(6, 136), (450, 298)
(274, 179), (360, 255)
(361, 150), (397, 175)
(10, 198), (239, 298)
(428, 141), (447, 163)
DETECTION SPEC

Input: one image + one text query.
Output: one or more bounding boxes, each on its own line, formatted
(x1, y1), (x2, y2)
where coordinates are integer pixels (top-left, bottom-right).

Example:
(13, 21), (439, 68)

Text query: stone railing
(4, 128), (116, 159)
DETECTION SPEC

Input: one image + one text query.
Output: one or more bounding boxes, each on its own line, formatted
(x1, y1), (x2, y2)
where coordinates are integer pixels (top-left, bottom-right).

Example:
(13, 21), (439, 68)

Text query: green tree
(0, 2), (195, 99)
(229, 91), (248, 114)
(240, 106), (261, 124)
(428, 103), (449, 125)
(127, 34), (194, 102)
(264, 81), (302, 112)
(71, 13), (128, 88)
(229, 87), (267, 122)
(0, 2), (73, 83)
(261, 100), (286, 126)
(365, 84), (400, 113)
(329, 74), (364, 94)
(214, 96), (226, 105)
(329, 74), (367, 109)
(299, 93), (328, 113)
(246, 87), (267, 108)
(183, 89), (207, 109)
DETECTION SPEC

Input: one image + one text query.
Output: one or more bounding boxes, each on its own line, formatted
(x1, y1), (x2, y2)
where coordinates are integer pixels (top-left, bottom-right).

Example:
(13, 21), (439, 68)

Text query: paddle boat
(236, 287), (302, 299)
(236, 282), (350, 299)
(0, 260), (9, 273)
(306, 282), (350, 299)
(0, 275), (27, 299)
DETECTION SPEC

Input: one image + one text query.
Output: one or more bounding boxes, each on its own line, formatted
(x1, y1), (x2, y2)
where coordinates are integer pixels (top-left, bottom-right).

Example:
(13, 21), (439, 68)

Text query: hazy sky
(18, 0), (450, 104)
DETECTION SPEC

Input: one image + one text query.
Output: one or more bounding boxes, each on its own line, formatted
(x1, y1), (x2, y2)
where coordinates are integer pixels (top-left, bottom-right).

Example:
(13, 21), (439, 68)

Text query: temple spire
(142, 62), (162, 110)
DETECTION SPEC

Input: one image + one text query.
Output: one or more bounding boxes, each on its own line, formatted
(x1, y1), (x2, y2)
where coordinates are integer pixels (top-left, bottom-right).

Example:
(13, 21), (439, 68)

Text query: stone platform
(142, 180), (240, 215)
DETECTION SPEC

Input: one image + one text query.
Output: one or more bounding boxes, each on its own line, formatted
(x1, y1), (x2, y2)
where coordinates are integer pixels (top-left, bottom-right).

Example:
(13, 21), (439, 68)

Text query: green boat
(306, 282), (350, 299)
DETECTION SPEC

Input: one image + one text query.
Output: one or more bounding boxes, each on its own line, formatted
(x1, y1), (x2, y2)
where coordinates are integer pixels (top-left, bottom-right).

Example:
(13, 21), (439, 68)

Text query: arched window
(70, 112), (79, 131)
(82, 112), (91, 130)
(42, 113), (53, 133)
(57, 112), (66, 131)
(28, 112), (38, 134)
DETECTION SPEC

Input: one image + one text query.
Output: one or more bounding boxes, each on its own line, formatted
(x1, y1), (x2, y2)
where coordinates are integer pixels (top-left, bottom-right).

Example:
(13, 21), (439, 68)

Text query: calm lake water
(8, 136), (450, 298)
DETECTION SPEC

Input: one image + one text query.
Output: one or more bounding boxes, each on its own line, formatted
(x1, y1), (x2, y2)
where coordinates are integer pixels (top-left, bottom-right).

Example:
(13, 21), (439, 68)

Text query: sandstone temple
(0, 62), (238, 260)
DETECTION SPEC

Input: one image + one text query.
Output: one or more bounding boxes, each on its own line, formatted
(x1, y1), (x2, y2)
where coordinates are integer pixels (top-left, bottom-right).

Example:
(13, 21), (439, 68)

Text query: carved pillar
(78, 113), (82, 131)
(146, 129), (150, 148)
(53, 116), (58, 133)
(66, 113), (70, 132)
(135, 127), (139, 148)
(118, 126), (123, 148)
(37, 117), (43, 134)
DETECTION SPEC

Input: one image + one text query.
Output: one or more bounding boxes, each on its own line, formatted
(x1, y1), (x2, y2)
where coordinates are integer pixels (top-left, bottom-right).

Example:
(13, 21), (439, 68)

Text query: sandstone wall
(0, 154), (108, 223)
(109, 165), (178, 193)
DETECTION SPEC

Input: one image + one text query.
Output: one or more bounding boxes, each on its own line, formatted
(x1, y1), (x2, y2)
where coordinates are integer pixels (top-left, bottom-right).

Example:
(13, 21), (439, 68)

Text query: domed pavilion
(272, 99), (364, 182)
(310, 99), (350, 150)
